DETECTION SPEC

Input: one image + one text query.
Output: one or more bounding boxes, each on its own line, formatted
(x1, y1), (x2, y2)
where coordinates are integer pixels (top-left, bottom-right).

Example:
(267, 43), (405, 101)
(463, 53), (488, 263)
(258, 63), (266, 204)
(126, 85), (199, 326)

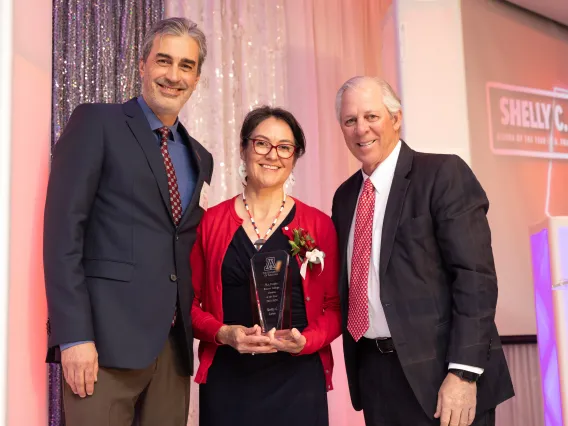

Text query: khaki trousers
(63, 334), (191, 426)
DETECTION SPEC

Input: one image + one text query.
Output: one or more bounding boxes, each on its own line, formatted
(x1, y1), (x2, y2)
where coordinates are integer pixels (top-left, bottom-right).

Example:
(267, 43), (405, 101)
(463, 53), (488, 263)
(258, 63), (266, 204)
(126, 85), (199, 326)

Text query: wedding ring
(251, 352), (256, 356)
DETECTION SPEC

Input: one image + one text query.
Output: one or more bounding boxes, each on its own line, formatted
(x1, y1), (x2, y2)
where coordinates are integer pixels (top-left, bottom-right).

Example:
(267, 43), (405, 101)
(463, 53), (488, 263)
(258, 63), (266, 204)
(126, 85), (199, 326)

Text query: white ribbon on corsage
(300, 249), (325, 279)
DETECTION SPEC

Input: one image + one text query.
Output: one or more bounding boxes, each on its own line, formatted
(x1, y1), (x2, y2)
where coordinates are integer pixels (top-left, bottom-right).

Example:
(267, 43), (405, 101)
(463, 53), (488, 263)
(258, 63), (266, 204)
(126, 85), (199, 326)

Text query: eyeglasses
(248, 138), (297, 159)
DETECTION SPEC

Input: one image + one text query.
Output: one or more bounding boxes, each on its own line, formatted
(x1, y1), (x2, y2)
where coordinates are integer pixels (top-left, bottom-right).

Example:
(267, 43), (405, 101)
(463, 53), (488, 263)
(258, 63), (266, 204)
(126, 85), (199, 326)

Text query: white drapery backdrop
(164, 2), (544, 425)
(166, 0), (392, 211)
(499, 344), (544, 426)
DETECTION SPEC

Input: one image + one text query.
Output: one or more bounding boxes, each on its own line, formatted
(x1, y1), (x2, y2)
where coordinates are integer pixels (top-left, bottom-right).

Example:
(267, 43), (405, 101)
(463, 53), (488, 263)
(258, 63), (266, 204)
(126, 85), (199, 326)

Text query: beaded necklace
(242, 191), (287, 250)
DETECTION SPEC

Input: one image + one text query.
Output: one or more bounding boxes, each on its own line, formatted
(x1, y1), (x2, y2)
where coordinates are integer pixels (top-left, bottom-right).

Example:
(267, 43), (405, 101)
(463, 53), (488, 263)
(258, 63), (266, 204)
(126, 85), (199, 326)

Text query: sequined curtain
(52, 0), (163, 142)
(166, 0), (391, 213)
(49, 1), (163, 424)
(167, 0), (288, 208)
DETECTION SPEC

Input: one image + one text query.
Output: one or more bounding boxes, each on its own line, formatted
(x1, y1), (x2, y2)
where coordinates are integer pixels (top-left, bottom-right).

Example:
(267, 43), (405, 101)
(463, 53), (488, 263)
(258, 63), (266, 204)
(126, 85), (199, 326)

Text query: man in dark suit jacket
(331, 76), (514, 426)
(44, 18), (213, 425)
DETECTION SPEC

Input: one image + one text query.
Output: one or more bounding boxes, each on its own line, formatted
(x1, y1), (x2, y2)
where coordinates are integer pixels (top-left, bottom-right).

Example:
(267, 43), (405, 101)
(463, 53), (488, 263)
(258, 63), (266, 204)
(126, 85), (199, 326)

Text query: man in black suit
(44, 17), (213, 425)
(331, 76), (514, 426)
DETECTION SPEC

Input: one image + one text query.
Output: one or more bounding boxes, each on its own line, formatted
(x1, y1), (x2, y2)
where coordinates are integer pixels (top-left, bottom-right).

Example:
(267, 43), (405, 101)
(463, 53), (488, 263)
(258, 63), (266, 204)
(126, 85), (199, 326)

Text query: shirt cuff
(448, 362), (484, 375)
(60, 341), (93, 351)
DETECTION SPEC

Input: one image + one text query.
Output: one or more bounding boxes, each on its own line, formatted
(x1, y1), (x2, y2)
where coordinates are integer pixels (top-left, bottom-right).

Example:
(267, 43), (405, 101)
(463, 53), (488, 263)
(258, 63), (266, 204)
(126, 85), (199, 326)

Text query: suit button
(170, 274), (177, 282)
(325, 370), (329, 374)
(306, 296), (310, 302)
(175, 235), (179, 241)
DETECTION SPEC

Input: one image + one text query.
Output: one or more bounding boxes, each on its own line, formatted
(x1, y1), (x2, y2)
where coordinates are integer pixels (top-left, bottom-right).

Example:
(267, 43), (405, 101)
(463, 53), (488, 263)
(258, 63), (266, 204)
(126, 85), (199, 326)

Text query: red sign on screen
(486, 83), (568, 159)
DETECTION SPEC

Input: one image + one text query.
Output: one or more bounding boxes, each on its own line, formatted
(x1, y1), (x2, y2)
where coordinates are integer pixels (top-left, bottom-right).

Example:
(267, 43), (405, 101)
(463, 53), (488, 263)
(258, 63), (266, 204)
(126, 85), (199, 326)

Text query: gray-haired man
(331, 76), (514, 426)
(44, 17), (213, 425)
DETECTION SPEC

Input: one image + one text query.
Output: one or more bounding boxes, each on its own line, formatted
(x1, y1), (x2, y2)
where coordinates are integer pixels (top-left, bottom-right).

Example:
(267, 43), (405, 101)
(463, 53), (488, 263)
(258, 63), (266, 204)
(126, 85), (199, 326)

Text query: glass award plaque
(250, 250), (291, 333)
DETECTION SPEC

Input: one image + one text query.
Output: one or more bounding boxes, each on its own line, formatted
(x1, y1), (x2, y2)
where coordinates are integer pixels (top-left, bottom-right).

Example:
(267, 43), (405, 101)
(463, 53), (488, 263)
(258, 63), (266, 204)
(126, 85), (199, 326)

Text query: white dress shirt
(347, 140), (483, 375)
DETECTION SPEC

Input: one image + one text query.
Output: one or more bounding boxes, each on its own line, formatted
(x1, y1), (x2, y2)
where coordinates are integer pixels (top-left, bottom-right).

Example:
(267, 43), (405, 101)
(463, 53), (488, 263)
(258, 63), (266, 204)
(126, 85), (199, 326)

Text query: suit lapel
(123, 99), (173, 220)
(379, 141), (413, 277)
(177, 122), (206, 229)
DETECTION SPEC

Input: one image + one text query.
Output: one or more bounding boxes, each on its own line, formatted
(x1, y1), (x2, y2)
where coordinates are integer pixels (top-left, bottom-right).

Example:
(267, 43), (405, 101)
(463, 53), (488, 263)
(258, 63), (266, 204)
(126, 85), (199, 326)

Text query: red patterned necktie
(348, 178), (375, 342)
(158, 126), (182, 226)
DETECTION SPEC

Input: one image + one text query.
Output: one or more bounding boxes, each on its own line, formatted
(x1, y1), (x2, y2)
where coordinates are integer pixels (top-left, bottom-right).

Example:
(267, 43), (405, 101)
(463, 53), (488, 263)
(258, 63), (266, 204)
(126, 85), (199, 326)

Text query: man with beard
(44, 17), (213, 426)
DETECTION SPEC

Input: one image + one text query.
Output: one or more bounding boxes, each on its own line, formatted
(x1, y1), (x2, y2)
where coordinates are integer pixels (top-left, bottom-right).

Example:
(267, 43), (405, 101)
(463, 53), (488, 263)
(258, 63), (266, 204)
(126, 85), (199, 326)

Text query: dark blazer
(44, 98), (213, 376)
(331, 141), (514, 417)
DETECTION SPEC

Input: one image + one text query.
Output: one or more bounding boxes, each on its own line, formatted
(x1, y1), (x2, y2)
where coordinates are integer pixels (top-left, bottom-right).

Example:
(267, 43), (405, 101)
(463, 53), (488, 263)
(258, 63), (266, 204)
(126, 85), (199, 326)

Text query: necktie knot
(158, 126), (170, 145)
(363, 177), (374, 194)
(157, 126), (182, 226)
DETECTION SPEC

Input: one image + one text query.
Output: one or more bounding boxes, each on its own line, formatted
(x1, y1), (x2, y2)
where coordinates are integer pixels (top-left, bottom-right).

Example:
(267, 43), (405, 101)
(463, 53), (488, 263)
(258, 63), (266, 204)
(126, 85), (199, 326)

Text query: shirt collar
(137, 96), (180, 136)
(361, 140), (402, 193)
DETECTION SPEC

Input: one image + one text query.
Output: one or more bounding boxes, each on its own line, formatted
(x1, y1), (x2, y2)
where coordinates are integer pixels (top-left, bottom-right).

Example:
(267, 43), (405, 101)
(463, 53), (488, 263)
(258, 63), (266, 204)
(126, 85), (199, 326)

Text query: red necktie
(158, 126), (182, 226)
(348, 178), (375, 341)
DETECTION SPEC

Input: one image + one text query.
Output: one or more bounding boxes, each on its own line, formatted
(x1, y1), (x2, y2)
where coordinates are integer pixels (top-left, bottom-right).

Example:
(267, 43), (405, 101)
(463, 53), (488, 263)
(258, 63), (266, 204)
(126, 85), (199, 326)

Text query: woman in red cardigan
(191, 106), (341, 426)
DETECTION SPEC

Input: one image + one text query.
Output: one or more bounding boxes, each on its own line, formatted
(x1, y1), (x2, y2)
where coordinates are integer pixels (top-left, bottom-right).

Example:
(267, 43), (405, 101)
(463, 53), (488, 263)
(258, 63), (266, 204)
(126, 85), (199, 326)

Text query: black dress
(199, 206), (329, 426)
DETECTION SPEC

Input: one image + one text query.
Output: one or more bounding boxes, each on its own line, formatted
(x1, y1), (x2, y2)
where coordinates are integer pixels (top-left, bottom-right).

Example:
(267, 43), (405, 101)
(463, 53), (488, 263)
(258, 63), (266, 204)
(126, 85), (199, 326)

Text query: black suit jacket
(331, 141), (514, 416)
(44, 98), (213, 376)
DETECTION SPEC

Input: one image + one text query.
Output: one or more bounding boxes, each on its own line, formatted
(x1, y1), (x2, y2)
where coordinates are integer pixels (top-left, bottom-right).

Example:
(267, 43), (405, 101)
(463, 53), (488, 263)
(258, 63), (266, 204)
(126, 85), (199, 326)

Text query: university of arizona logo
(264, 257), (276, 272)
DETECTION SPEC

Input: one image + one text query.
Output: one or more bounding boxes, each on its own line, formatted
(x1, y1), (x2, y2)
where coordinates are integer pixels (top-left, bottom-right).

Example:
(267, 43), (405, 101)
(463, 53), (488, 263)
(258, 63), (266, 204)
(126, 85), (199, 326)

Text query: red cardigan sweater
(190, 196), (341, 390)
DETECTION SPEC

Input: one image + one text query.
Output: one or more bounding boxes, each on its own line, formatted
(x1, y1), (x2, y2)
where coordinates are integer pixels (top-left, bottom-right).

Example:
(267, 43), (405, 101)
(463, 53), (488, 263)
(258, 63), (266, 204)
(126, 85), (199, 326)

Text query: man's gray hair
(335, 76), (401, 121)
(141, 17), (207, 76)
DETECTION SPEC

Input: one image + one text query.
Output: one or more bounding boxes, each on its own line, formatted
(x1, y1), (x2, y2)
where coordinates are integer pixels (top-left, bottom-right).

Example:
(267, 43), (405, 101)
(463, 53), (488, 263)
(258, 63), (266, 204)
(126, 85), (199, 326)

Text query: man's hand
(61, 342), (99, 398)
(434, 372), (477, 426)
